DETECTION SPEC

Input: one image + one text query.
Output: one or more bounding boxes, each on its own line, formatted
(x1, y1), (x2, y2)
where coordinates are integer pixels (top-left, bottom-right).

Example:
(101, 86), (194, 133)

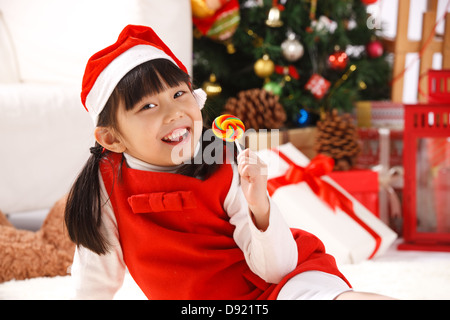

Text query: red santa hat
(81, 24), (206, 124)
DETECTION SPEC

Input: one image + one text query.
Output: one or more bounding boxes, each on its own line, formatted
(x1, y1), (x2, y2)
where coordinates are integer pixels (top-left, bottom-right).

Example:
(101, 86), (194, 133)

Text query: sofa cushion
(0, 84), (94, 213)
(0, 11), (20, 83)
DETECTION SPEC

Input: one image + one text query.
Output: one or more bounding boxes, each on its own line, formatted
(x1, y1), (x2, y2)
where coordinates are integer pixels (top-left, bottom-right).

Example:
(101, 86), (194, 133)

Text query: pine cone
(224, 89), (286, 130)
(315, 109), (361, 171)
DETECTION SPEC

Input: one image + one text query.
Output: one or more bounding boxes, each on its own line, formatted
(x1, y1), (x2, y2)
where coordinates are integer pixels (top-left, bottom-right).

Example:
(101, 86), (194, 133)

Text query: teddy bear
(0, 196), (75, 283)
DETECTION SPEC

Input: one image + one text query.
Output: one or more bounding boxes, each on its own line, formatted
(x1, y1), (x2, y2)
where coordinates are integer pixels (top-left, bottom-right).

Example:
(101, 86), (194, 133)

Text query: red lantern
(328, 51), (348, 70)
(399, 103), (450, 251)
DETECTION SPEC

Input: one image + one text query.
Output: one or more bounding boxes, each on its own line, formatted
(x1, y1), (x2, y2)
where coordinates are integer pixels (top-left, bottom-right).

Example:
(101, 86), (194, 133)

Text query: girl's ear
(94, 127), (126, 153)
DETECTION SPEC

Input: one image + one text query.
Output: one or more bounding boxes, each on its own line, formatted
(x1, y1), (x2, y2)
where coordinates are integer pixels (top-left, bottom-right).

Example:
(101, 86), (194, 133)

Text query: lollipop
(212, 114), (245, 152)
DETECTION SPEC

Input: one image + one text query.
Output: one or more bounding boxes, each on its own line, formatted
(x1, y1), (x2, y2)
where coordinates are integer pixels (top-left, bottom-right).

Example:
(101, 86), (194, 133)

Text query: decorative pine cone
(224, 89), (286, 130)
(315, 109), (361, 171)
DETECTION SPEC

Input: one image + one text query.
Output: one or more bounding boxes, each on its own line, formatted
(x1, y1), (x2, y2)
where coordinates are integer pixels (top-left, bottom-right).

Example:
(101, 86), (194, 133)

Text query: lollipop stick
(235, 140), (243, 153)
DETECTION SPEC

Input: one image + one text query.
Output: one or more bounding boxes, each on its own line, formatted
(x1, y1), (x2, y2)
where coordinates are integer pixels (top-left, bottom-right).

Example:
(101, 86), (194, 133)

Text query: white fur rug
(1, 241), (450, 300)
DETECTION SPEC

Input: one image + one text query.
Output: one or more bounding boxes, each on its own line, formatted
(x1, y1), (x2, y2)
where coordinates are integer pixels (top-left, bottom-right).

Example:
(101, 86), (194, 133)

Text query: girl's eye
(141, 103), (156, 111)
(174, 91), (185, 99)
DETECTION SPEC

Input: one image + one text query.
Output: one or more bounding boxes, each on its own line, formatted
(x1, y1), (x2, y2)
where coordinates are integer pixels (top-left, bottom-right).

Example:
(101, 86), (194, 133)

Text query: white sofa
(0, 0), (192, 225)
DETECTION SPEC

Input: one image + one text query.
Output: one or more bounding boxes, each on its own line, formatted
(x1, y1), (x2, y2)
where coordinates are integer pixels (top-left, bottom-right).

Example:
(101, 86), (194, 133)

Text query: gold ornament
(202, 73), (222, 97)
(254, 54), (274, 79)
(191, 0), (216, 18)
(224, 39), (236, 54)
(265, 6), (283, 28)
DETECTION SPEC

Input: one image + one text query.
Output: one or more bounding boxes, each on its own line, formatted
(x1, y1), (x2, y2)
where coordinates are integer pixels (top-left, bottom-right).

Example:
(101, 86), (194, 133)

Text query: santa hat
(81, 24), (206, 124)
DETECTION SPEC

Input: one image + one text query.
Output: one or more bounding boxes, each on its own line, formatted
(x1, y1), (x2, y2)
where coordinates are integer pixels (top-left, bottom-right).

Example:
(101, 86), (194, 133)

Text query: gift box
(328, 170), (379, 217)
(356, 128), (404, 226)
(243, 127), (318, 159)
(356, 127), (403, 169)
(355, 100), (404, 129)
(257, 143), (397, 264)
(305, 74), (330, 99)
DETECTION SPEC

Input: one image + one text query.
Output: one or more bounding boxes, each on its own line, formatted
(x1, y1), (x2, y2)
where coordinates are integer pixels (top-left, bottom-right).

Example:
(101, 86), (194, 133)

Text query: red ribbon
(275, 65), (300, 80)
(267, 150), (381, 259)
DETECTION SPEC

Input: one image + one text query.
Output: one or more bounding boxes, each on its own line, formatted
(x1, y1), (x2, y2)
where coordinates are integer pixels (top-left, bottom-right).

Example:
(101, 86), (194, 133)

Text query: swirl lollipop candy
(212, 114), (245, 152)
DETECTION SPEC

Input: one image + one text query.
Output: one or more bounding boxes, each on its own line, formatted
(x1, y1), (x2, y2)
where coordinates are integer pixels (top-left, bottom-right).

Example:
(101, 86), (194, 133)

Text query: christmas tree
(192, 0), (392, 128)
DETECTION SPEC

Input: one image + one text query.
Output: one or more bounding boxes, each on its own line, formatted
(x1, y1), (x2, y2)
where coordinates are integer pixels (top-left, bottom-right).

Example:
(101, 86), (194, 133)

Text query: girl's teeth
(163, 128), (187, 141)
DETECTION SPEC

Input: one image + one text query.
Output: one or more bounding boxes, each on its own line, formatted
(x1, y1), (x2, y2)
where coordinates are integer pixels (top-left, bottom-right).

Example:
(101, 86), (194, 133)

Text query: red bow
(268, 150), (381, 259)
(275, 65), (300, 80)
(128, 191), (196, 213)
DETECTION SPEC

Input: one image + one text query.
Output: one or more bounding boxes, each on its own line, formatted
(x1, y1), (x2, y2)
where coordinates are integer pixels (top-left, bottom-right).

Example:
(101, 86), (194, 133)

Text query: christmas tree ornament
(281, 32), (304, 62)
(265, 1), (284, 28)
(193, 0), (240, 42)
(311, 15), (337, 35)
(202, 73), (222, 97)
(366, 39), (384, 58)
(191, 0), (219, 19)
(263, 81), (283, 96)
(328, 51), (348, 71)
(305, 74), (331, 99)
(315, 109), (361, 171)
(274, 65), (299, 80)
(224, 39), (236, 54)
(359, 81), (367, 90)
(361, 0), (378, 5)
(295, 109), (320, 127)
(254, 54), (275, 79)
(224, 88), (286, 130)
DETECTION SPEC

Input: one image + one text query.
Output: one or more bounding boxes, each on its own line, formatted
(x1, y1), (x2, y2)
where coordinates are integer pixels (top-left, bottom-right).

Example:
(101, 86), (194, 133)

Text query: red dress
(100, 152), (350, 300)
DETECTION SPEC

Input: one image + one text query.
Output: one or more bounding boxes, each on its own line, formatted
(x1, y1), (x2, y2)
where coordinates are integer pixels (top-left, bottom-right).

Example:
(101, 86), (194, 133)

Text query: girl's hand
(237, 148), (270, 231)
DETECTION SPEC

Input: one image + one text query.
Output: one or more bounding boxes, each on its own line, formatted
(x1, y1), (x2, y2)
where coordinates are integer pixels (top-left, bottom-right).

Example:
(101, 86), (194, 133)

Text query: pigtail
(64, 142), (110, 255)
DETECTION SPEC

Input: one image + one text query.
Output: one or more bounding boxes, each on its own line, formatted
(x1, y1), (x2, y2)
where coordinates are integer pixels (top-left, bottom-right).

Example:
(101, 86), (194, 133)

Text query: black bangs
(116, 58), (191, 111)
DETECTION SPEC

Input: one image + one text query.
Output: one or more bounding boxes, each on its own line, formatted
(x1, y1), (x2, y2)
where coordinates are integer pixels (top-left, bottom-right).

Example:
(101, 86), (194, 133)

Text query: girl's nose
(163, 102), (184, 124)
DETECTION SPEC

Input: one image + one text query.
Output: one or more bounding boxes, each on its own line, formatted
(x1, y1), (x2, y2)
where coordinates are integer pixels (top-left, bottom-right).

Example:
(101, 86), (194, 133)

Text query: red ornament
(361, 0), (377, 4)
(366, 40), (384, 58)
(328, 51), (348, 70)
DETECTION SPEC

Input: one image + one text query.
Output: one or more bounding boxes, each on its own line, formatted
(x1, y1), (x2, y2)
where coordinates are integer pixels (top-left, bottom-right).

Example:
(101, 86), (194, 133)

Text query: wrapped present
(356, 127), (403, 169)
(356, 128), (403, 226)
(305, 74), (330, 99)
(257, 143), (397, 264)
(355, 101), (404, 129)
(328, 170), (379, 217)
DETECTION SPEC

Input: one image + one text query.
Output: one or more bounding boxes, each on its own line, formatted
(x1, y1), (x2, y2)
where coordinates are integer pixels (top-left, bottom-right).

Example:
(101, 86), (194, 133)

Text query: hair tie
(90, 146), (106, 158)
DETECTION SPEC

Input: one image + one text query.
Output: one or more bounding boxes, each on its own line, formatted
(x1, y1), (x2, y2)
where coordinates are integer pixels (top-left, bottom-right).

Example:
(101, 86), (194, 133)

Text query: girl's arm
(225, 162), (298, 284)
(70, 177), (126, 299)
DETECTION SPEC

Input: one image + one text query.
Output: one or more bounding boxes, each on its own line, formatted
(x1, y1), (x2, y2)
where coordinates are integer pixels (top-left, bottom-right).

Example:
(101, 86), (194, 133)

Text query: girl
(65, 25), (389, 300)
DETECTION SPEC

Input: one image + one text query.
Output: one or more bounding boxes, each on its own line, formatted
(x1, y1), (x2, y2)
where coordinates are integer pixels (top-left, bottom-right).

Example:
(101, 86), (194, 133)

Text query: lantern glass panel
(415, 137), (450, 234)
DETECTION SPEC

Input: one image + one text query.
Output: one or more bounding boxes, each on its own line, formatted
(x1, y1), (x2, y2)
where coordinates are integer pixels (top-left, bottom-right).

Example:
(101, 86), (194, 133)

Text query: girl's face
(113, 81), (203, 166)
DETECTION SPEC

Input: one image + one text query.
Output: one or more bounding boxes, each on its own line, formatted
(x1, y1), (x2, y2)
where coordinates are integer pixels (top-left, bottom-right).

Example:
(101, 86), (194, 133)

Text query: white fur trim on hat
(193, 88), (207, 110)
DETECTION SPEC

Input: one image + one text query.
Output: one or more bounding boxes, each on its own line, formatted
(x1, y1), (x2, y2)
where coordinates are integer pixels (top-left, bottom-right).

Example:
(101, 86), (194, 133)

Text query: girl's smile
(161, 127), (191, 145)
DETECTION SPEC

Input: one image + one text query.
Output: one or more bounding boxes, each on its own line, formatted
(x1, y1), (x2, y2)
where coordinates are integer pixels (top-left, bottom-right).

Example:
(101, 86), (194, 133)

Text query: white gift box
(257, 143), (397, 264)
